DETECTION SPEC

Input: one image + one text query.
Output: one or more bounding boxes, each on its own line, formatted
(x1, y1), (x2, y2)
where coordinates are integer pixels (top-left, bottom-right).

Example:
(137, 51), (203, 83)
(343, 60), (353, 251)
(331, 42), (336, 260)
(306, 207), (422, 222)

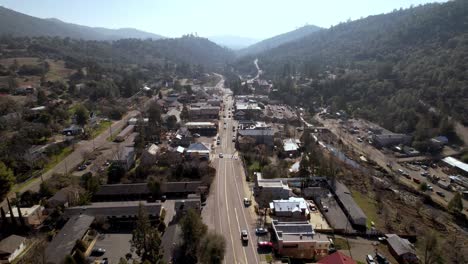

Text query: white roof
(442, 157), (468, 173)
(147, 144), (160, 155)
(289, 161), (300, 173)
(176, 146), (185, 153)
(6, 205), (42, 217)
(283, 138), (299, 152)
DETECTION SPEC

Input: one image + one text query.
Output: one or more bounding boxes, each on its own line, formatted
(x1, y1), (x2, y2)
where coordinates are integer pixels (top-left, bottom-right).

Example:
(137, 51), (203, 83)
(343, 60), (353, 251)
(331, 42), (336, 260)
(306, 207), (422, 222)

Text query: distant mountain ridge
(208, 35), (259, 50)
(237, 25), (322, 56)
(0, 6), (163, 40)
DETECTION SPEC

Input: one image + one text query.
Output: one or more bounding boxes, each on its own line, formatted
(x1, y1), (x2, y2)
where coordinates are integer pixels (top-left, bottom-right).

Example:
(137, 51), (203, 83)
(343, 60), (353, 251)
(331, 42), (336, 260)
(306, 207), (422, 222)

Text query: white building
(0, 235), (26, 263)
(5, 205), (46, 227)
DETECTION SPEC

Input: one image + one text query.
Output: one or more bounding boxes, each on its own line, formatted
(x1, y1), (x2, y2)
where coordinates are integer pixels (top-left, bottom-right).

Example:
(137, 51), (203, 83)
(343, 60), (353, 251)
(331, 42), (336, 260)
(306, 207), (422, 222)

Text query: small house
(0, 235), (26, 264)
(386, 234), (419, 264)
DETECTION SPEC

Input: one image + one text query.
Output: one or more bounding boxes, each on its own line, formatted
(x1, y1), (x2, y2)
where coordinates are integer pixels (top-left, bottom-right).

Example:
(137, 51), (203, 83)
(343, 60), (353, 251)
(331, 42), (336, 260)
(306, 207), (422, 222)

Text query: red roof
(318, 252), (357, 264)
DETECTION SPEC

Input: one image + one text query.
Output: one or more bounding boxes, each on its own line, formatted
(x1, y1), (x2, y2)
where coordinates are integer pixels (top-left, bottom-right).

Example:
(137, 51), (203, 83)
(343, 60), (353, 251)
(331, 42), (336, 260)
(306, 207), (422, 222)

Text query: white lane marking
(235, 207), (248, 264)
(216, 158), (223, 234)
(230, 161), (259, 264)
(224, 159), (237, 264)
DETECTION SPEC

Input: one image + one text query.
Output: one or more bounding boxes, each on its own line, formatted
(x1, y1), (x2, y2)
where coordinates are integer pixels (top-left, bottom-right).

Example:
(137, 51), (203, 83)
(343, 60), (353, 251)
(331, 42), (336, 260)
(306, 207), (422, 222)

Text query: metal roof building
(333, 181), (367, 229)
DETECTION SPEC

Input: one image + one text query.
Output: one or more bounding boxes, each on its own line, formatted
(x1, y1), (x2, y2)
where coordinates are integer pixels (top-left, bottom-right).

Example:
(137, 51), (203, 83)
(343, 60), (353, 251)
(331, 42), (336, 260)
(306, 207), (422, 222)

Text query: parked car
(413, 178), (421, 184)
(255, 228), (268, 235)
(376, 253), (390, 264)
(243, 197), (251, 206)
(257, 241), (273, 248)
(91, 248), (106, 256)
(436, 191), (446, 197)
(219, 153), (223, 158)
(366, 254), (376, 264)
(77, 164), (87, 171)
(193, 133), (201, 138)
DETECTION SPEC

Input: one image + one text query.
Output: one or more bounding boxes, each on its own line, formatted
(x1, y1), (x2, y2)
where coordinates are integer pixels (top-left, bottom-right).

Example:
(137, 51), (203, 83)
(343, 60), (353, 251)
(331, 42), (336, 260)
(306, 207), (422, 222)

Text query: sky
(0, 0), (447, 40)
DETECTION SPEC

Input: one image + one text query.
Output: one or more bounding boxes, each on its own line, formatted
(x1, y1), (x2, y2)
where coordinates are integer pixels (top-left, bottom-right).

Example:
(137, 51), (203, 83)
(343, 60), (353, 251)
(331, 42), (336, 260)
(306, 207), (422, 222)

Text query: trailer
(114, 125), (135, 142)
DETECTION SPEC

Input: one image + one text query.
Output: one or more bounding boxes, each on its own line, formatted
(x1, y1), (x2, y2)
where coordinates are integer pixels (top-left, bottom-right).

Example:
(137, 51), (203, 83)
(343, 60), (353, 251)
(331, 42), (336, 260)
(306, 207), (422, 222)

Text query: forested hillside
(237, 25), (321, 56)
(243, 0), (467, 143)
(2, 35), (234, 71)
(0, 6), (163, 40)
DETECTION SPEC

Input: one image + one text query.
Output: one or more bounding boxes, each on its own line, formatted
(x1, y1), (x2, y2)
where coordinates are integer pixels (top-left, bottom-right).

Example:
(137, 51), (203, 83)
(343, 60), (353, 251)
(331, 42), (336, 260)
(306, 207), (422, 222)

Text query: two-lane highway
(202, 77), (260, 263)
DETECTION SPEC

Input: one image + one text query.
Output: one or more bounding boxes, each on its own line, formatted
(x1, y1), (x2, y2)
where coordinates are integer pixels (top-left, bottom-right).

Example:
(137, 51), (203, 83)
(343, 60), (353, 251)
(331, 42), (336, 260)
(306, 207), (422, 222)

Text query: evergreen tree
(448, 192), (463, 214)
(6, 198), (16, 226)
(179, 209), (207, 262)
(131, 203), (164, 263)
(197, 232), (226, 264)
(0, 162), (15, 200)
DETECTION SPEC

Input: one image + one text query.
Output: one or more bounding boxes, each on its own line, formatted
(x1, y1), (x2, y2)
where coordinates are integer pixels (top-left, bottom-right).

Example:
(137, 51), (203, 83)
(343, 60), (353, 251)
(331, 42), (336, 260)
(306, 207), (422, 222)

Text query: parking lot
(91, 233), (135, 264)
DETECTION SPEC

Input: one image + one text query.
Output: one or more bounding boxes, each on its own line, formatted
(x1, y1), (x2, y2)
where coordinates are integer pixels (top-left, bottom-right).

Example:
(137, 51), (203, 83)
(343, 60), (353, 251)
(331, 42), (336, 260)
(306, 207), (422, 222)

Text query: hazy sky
(0, 0), (446, 39)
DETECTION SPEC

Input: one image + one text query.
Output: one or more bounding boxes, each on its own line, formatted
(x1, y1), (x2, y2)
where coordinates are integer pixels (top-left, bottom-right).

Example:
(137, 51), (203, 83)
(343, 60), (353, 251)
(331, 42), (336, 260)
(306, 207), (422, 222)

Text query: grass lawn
(334, 237), (350, 250)
(90, 120), (112, 138)
(44, 146), (73, 172)
(12, 146), (73, 193)
(351, 190), (380, 228)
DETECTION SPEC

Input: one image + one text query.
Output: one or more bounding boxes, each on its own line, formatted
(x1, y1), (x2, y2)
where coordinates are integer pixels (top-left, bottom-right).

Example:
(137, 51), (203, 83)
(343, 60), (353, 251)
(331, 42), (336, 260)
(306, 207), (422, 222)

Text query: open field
(45, 59), (76, 81)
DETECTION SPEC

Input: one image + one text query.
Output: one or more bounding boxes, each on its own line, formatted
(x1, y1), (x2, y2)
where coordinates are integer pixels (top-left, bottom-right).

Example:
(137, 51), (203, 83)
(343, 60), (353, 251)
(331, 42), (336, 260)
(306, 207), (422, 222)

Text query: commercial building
(271, 220), (330, 259)
(186, 142), (211, 160)
(270, 197), (309, 220)
(442, 157), (468, 176)
(238, 129), (274, 146)
(188, 103), (220, 120)
(255, 173), (291, 206)
(372, 133), (412, 147)
(45, 215), (95, 264)
(185, 122), (217, 136)
(0, 235), (26, 264)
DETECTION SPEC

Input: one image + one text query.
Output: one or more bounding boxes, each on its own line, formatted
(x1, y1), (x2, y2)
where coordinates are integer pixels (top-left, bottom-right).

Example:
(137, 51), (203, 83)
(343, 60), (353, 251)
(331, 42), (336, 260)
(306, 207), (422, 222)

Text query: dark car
(77, 164), (87, 171)
(91, 248), (106, 256)
(255, 228), (268, 235)
(255, 227), (268, 236)
(436, 191), (446, 197)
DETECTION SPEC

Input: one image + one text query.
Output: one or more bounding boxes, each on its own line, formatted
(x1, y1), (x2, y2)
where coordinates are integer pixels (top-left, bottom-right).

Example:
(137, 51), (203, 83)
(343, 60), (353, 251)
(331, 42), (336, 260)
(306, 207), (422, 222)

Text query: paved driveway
(92, 233), (135, 264)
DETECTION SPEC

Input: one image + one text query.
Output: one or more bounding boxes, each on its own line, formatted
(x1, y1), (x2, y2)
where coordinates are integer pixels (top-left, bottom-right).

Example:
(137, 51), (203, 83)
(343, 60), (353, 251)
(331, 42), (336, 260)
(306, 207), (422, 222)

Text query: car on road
(257, 241), (273, 248)
(241, 230), (249, 242)
(219, 153), (223, 158)
(91, 248), (106, 256)
(193, 133), (201, 138)
(421, 171), (429, 177)
(413, 178), (421, 184)
(255, 228), (268, 235)
(77, 164), (87, 171)
(243, 197), (251, 206)
(436, 191), (446, 197)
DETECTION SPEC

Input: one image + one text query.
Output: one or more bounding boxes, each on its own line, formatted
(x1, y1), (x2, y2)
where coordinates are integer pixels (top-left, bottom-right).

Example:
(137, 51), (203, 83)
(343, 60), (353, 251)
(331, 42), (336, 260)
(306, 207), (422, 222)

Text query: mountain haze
(237, 25), (322, 56)
(208, 35), (259, 50)
(0, 6), (163, 40)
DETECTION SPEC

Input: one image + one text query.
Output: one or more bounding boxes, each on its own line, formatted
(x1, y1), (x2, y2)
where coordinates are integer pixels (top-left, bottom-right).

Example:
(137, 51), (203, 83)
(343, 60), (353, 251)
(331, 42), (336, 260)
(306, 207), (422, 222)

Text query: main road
(202, 76), (260, 264)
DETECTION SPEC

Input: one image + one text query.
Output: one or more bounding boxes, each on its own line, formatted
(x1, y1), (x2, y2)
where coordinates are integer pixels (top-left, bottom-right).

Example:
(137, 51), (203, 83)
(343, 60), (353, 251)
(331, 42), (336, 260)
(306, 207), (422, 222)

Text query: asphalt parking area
(91, 233), (136, 264)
